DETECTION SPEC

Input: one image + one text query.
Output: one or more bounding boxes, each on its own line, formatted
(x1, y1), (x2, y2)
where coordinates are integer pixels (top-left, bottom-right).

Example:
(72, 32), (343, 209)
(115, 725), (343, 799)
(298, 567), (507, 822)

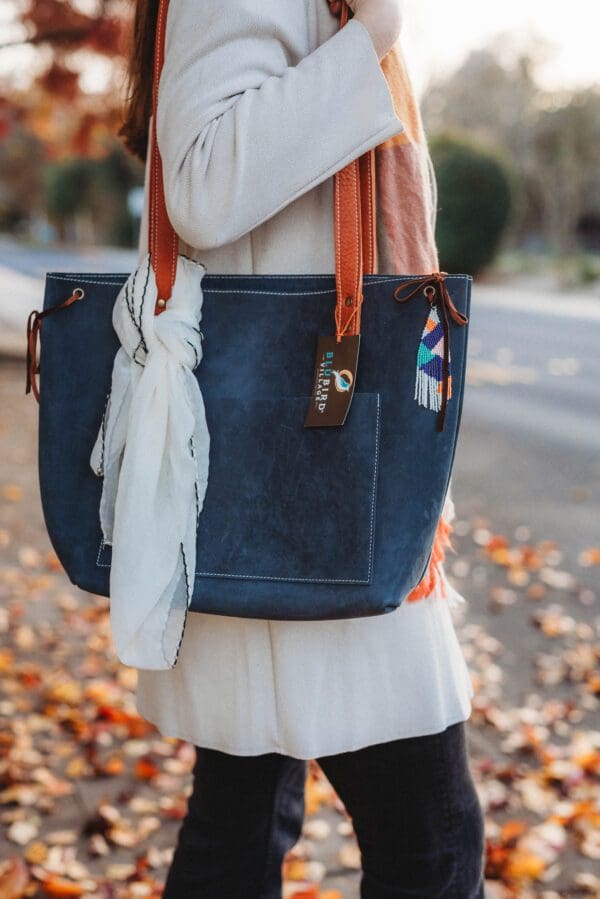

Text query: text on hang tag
(304, 334), (360, 428)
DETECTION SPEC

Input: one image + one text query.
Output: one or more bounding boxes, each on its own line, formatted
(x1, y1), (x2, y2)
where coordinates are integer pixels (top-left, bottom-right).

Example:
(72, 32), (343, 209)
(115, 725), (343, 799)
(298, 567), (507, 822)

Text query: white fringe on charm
(415, 369), (443, 412)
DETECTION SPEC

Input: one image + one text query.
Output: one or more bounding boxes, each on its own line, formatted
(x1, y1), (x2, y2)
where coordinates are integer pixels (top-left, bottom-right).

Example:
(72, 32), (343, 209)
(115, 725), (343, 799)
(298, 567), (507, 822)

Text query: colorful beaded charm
(414, 302), (452, 412)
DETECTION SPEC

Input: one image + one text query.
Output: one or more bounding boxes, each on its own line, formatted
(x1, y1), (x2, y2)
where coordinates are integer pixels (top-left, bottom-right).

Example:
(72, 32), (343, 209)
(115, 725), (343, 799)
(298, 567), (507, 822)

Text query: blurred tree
(424, 49), (538, 153)
(423, 48), (600, 258)
(44, 139), (143, 245)
(0, 99), (46, 231)
(430, 133), (513, 274)
(0, 0), (131, 157)
(531, 90), (600, 256)
(0, 2), (145, 243)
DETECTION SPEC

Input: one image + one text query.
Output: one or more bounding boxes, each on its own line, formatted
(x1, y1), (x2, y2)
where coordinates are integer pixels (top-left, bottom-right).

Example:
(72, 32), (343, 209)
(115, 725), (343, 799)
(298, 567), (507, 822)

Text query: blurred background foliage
(423, 48), (600, 281)
(0, 0), (599, 282)
(429, 133), (513, 275)
(0, 0), (144, 245)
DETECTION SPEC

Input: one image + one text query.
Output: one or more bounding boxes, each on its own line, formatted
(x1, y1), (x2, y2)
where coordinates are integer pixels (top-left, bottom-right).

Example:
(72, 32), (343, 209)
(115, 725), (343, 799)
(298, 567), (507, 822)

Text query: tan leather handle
(149, 0), (376, 332)
(148, 0), (179, 315)
(333, 0), (376, 340)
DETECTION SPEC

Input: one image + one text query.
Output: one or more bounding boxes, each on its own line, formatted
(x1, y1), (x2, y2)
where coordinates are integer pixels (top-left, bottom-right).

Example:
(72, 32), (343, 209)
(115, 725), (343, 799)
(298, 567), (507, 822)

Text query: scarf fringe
(406, 515), (462, 605)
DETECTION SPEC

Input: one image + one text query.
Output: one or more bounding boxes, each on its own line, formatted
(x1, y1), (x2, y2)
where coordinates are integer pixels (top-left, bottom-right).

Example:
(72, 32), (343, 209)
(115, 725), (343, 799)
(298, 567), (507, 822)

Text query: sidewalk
(0, 239), (136, 359)
(0, 264), (42, 358)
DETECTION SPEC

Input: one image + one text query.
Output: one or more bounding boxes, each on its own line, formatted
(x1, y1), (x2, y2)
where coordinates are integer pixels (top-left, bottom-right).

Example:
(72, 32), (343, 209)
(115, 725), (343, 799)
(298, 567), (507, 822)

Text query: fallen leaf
(7, 820), (39, 846)
(34, 874), (86, 897)
(504, 850), (546, 880)
(24, 841), (49, 864)
(287, 888), (319, 899)
(302, 819), (330, 841)
(2, 484), (23, 503)
(0, 857), (30, 899)
(338, 843), (361, 869)
(134, 757), (160, 780)
(578, 547), (600, 567)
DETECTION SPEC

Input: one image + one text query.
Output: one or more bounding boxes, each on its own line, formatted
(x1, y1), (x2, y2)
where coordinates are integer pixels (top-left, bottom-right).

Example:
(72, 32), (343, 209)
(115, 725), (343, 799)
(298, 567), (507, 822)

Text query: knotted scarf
(90, 254), (210, 669)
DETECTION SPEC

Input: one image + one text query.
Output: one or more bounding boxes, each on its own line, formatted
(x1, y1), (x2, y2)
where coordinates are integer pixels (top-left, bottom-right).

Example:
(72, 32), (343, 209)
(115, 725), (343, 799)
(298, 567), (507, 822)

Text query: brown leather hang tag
(304, 334), (360, 428)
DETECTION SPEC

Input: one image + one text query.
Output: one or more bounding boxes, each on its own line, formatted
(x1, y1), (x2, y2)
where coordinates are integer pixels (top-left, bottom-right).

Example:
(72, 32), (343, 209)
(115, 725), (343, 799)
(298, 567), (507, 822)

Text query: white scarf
(90, 253), (209, 670)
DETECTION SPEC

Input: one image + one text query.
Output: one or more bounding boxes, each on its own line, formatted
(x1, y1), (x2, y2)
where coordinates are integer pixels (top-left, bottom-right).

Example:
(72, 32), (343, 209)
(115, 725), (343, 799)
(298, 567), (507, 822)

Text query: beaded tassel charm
(414, 303), (452, 412)
(393, 274), (468, 431)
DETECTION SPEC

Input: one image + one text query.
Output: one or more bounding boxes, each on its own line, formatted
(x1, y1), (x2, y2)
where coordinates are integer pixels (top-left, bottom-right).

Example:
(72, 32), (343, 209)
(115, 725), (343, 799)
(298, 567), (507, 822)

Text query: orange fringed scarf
(327, 0), (453, 603)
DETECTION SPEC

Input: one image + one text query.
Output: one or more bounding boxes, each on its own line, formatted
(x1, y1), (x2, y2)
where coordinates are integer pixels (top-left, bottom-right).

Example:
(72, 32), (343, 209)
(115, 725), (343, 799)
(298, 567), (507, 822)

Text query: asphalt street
(457, 283), (599, 571)
(449, 283), (599, 716)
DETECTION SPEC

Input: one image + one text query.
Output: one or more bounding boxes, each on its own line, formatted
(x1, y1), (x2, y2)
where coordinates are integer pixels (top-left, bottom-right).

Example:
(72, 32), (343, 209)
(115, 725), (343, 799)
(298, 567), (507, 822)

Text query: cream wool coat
(134, 0), (473, 759)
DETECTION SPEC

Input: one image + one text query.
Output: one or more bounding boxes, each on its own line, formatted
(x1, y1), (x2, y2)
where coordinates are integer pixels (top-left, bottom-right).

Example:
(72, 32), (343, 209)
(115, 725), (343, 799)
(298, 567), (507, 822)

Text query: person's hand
(329, 0), (404, 60)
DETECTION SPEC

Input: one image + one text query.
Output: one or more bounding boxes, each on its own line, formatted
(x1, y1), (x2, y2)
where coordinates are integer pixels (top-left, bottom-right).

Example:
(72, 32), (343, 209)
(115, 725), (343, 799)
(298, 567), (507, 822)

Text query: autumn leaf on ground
(2, 484), (23, 503)
(0, 857), (30, 899)
(578, 547), (600, 567)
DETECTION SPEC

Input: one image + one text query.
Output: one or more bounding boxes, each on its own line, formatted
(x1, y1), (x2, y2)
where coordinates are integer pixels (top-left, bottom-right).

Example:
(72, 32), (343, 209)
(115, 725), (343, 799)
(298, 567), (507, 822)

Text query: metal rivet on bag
(345, 295), (353, 307)
(73, 287), (85, 300)
(156, 298), (167, 308)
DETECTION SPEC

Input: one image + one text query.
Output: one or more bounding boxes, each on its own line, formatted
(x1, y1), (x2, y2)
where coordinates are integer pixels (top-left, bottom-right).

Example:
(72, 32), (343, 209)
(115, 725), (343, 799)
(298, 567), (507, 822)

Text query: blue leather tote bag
(26, 0), (471, 623)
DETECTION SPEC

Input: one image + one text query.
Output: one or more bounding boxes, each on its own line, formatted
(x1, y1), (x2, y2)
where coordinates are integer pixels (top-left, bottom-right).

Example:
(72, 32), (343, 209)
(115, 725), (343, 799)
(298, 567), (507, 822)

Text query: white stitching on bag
(194, 394), (380, 583)
(46, 273), (472, 287)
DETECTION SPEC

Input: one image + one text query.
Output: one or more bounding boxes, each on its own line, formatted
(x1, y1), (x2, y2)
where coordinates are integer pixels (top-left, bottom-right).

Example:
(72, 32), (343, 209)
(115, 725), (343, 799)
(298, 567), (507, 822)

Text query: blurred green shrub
(430, 132), (514, 275)
(43, 140), (143, 246)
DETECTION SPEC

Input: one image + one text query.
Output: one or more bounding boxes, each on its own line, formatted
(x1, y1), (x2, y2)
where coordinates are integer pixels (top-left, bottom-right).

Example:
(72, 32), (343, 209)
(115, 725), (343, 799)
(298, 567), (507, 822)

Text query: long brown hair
(118, 0), (159, 163)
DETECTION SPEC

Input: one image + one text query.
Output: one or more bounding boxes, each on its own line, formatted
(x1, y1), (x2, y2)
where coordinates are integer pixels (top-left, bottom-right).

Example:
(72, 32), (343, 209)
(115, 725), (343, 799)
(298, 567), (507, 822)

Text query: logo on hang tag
(304, 334), (360, 427)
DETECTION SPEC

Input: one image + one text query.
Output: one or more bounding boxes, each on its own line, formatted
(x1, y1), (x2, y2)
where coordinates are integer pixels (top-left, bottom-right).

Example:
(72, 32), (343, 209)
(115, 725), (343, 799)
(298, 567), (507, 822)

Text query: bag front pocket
(195, 391), (381, 584)
(97, 392), (381, 585)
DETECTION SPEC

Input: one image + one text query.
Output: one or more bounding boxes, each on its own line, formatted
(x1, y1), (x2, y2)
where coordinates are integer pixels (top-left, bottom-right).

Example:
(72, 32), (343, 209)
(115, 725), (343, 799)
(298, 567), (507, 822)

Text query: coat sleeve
(155, 0), (404, 250)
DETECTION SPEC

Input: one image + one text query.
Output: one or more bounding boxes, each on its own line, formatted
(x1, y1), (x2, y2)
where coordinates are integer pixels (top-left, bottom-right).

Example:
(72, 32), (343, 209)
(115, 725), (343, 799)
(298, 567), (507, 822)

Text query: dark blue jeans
(162, 720), (485, 898)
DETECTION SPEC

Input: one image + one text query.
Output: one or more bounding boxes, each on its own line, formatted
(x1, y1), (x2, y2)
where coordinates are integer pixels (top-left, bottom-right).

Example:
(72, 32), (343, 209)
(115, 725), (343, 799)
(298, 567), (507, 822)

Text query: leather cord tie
(392, 272), (468, 432)
(26, 288), (84, 403)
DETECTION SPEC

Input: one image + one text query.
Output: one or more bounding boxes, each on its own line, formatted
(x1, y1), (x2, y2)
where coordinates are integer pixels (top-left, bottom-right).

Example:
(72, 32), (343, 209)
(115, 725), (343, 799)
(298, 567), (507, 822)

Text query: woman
(120, 0), (485, 895)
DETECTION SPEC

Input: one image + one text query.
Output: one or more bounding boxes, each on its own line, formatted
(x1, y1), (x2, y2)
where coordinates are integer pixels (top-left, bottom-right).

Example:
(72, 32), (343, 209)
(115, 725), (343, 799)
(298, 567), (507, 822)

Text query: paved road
(0, 236), (135, 279)
(451, 283), (600, 718)
(458, 284), (599, 548)
(0, 238), (136, 355)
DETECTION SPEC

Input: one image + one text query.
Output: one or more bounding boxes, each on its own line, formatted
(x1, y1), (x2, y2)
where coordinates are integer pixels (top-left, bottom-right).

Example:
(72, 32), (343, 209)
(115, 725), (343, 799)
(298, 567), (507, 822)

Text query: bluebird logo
(311, 351), (354, 414)
(306, 338), (360, 426)
(332, 369), (353, 392)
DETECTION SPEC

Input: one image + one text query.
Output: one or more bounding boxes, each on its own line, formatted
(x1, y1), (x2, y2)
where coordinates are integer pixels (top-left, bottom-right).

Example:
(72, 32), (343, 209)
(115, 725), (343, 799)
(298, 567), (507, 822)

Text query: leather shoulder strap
(148, 0), (375, 329)
(148, 0), (179, 314)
